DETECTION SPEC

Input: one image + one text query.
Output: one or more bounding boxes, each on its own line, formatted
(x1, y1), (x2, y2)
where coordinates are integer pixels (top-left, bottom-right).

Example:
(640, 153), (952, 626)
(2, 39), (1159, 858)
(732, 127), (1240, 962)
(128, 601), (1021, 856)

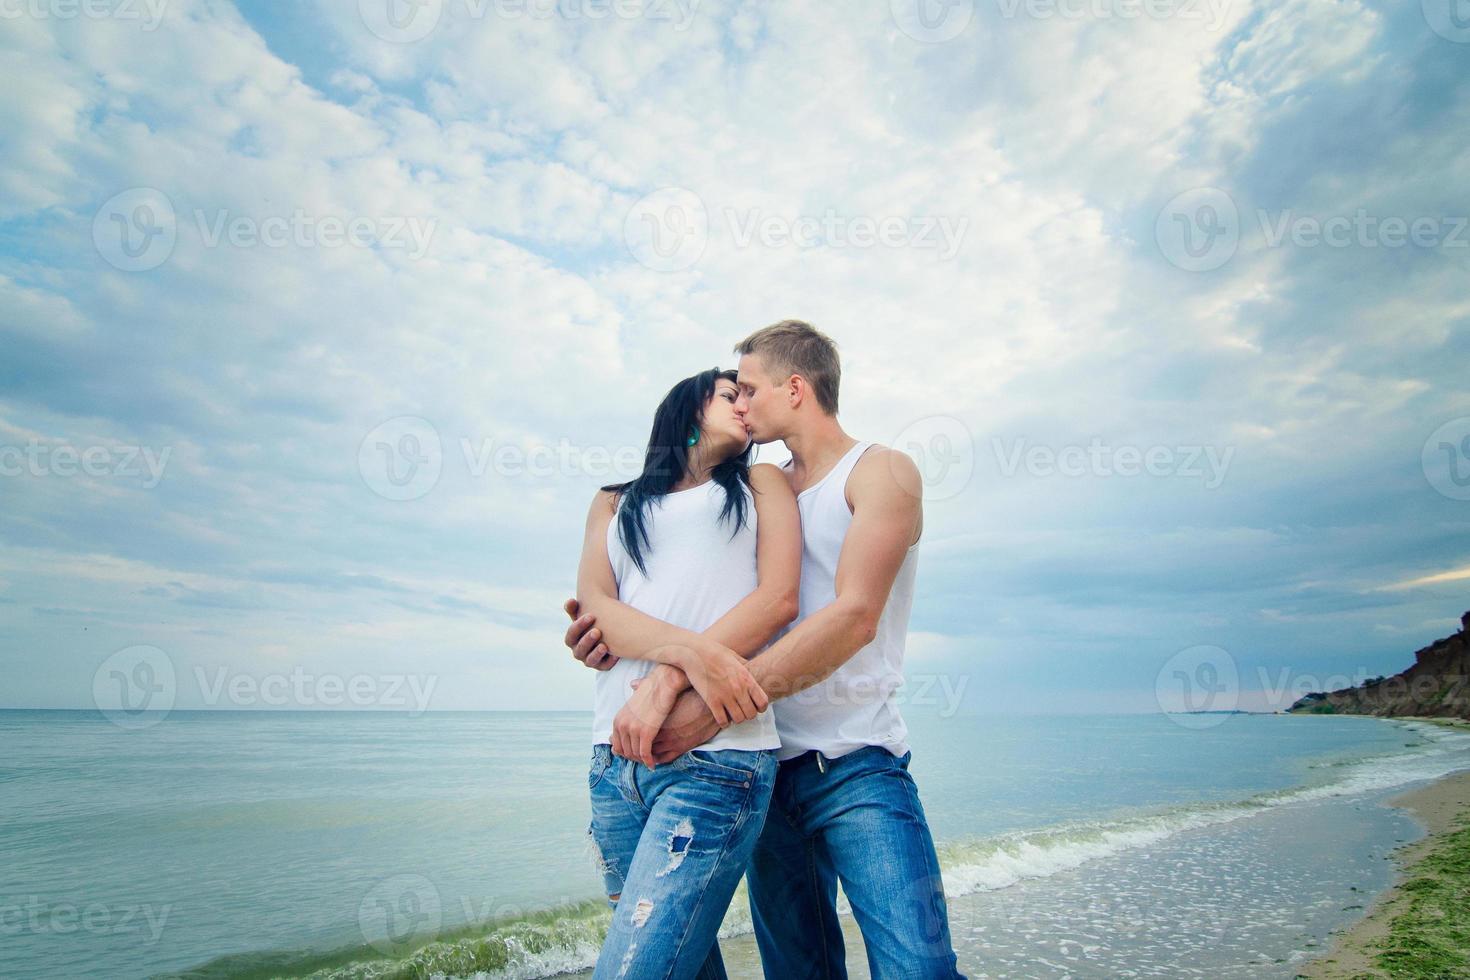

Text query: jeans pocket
(588, 746), (613, 789)
(675, 749), (760, 788)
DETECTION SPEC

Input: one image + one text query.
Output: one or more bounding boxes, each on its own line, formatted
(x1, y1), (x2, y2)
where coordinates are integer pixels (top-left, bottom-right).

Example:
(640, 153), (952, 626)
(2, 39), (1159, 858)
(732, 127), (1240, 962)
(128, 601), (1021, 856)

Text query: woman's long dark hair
(602, 368), (753, 575)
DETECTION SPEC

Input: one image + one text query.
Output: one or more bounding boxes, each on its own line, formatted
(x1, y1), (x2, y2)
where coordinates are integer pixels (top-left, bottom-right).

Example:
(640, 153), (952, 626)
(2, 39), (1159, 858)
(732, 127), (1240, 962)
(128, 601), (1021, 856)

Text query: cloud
(0, 0), (1465, 710)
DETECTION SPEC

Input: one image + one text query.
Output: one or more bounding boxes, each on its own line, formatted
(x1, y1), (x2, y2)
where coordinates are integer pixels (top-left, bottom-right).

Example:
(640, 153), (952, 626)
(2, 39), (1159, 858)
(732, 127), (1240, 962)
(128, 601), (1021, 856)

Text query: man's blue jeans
(747, 746), (965, 979)
(587, 743), (777, 980)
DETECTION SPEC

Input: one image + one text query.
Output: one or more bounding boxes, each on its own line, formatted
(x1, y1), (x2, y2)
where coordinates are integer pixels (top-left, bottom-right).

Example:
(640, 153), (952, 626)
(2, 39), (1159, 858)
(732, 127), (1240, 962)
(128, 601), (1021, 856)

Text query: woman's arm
(575, 490), (767, 728)
(637, 464), (801, 701)
(702, 463), (801, 656)
(574, 490), (723, 668)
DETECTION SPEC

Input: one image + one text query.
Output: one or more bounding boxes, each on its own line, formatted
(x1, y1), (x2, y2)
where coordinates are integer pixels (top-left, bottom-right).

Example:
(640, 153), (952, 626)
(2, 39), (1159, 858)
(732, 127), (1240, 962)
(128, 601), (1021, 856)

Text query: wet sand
(1297, 721), (1470, 979)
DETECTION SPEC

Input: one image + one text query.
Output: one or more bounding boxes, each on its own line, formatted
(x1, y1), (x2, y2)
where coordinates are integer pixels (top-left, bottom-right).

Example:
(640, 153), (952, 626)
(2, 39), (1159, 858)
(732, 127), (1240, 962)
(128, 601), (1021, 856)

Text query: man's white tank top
(592, 479), (780, 752)
(773, 441), (919, 762)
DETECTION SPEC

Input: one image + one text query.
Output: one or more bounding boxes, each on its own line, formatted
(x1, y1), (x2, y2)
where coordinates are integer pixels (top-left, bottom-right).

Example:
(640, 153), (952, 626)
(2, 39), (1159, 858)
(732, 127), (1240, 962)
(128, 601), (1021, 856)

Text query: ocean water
(2, 709), (1468, 980)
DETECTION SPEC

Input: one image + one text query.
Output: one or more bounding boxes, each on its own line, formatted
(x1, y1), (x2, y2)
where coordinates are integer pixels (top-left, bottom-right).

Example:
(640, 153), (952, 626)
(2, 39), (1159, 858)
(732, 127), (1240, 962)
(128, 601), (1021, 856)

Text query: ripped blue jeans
(587, 742), (777, 980)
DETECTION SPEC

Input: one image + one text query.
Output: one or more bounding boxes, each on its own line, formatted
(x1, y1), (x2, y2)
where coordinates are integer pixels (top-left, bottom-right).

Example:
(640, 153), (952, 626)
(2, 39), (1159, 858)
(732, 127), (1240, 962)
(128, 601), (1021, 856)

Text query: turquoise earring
(686, 426), (700, 447)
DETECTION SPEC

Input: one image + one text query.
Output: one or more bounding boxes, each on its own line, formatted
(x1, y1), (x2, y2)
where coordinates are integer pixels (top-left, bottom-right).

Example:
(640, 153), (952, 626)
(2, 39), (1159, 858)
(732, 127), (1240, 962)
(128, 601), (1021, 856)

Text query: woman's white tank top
(592, 479), (781, 751)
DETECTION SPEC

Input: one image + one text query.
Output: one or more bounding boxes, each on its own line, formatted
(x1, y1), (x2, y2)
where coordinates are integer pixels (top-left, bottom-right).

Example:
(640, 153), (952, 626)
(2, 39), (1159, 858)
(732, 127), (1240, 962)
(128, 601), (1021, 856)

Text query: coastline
(1296, 718), (1470, 979)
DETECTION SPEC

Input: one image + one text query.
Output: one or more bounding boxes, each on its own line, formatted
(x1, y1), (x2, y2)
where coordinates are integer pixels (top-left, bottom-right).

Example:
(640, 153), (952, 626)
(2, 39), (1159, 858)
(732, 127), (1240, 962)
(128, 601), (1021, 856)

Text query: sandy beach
(1298, 720), (1470, 980)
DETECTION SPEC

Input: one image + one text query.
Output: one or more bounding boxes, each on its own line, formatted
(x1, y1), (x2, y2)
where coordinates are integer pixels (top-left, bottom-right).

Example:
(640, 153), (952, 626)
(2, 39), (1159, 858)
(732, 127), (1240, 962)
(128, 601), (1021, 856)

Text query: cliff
(1288, 611), (1470, 720)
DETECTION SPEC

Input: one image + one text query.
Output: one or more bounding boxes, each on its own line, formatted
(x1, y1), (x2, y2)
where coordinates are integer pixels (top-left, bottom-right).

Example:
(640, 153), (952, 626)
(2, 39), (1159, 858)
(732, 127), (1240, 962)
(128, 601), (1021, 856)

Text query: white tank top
(592, 479), (780, 751)
(773, 441), (919, 761)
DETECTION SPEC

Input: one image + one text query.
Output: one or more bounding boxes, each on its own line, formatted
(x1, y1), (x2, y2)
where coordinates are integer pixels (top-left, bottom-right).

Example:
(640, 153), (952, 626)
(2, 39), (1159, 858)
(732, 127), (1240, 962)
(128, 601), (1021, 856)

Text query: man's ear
(787, 373), (805, 408)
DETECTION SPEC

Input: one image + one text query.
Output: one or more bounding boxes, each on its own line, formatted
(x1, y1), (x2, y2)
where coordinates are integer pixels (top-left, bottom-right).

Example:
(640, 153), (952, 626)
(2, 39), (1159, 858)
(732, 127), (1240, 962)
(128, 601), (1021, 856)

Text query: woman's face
(700, 378), (752, 460)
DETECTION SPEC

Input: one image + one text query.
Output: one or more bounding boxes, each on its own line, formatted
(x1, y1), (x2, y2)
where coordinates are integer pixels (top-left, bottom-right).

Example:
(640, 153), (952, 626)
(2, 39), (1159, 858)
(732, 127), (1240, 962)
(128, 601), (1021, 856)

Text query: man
(565, 320), (964, 979)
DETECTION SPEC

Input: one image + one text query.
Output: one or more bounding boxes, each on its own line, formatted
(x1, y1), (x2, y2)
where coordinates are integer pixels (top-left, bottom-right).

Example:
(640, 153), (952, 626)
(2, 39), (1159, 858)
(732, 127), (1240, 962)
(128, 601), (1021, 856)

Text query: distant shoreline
(1296, 718), (1470, 979)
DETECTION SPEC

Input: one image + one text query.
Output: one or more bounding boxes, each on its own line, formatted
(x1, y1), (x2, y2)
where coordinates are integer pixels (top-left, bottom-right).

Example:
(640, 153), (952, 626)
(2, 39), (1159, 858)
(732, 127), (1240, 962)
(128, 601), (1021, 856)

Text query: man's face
(734, 353), (784, 445)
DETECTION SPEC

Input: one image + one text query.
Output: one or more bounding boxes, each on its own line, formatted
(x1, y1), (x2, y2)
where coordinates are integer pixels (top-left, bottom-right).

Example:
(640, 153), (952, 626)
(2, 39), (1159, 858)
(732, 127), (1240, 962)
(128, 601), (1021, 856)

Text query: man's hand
(563, 598), (618, 670)
(611, 669), (682, 768)
(650, 688), (721, 765)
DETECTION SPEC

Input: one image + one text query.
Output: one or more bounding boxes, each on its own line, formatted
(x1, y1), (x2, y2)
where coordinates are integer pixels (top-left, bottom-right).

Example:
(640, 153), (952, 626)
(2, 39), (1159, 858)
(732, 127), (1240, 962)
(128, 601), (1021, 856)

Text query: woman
(575, 367), (800, 980)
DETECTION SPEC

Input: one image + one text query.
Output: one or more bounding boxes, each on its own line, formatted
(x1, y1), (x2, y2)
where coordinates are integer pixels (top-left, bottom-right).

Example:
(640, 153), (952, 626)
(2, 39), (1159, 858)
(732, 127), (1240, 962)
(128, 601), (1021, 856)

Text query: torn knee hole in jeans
(586, 827), (617, 879)
(655, 817), (695, 878)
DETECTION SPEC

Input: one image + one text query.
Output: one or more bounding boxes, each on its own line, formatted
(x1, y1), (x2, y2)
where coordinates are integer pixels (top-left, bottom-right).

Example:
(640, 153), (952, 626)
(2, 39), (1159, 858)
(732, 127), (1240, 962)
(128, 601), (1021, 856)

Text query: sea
(3, 709), (1469, 980)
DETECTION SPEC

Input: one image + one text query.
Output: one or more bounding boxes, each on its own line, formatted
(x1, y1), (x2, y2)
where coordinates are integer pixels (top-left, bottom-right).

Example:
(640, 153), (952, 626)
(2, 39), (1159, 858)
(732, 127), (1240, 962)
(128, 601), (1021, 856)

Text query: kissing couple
(564, 320), (966, 979)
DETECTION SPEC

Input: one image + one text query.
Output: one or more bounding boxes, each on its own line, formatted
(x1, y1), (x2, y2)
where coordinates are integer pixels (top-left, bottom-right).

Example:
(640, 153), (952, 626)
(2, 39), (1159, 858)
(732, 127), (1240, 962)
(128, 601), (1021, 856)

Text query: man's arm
(651, 447), (923, 761)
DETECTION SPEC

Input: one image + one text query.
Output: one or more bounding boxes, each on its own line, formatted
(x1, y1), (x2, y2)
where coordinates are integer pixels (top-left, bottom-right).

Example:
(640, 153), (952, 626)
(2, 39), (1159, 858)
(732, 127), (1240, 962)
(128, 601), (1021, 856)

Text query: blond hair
(733, 319), (841, 415)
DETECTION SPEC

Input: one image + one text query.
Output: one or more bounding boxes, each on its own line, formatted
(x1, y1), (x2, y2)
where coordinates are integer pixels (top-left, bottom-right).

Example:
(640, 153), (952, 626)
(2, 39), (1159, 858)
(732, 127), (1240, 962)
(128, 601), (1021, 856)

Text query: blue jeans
(747, 746), (965, 979)
(587, 743), (777, 980)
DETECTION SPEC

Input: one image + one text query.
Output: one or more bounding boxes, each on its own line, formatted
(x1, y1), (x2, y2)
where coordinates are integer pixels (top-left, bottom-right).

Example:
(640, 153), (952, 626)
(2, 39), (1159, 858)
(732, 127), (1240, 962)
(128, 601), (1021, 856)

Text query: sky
(0, 0), (1467, 718)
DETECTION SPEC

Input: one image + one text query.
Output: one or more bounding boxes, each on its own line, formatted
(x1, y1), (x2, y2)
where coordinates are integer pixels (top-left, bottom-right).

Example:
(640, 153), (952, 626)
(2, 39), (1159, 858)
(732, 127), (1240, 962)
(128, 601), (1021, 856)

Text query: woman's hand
(677, 643), (769, 728)
(611, 668), (683, 768)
